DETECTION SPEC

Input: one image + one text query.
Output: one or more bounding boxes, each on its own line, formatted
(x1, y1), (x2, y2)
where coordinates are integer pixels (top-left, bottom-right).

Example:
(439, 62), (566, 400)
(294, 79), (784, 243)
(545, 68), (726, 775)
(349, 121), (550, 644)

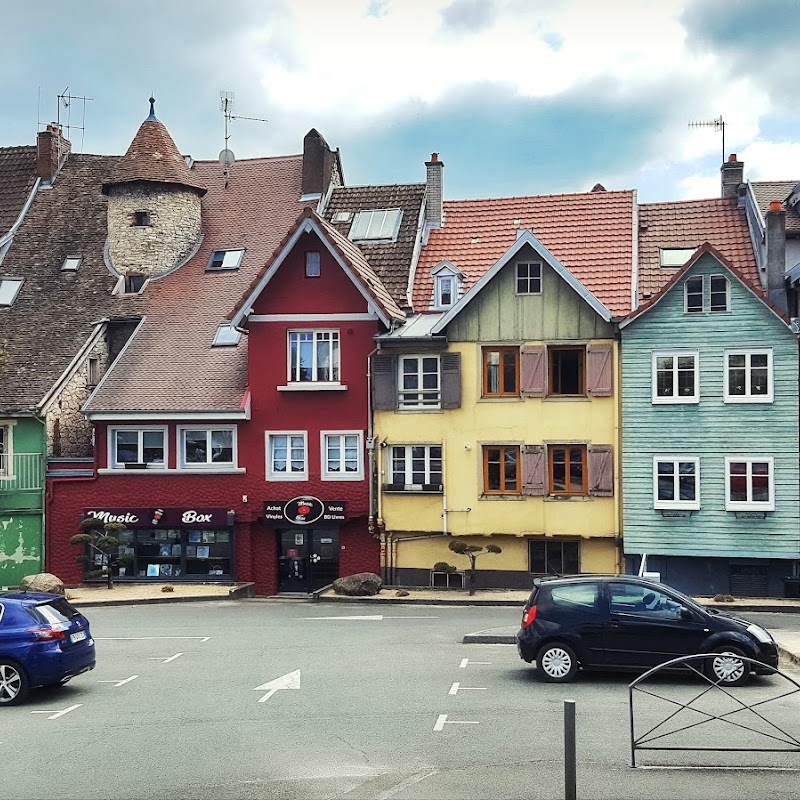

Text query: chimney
(301, 128), (340, 198)
(766, 199), (788, 312)
(720, 153), (743, 199)
(36, 123), (70, 182)
(425, 152), (444, 229)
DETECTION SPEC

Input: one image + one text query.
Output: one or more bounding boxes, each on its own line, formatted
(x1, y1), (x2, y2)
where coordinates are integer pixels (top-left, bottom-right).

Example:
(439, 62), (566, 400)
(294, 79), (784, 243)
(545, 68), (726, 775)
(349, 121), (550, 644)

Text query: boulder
(332, 572), (383, 596)
(19, 572), (65, 596)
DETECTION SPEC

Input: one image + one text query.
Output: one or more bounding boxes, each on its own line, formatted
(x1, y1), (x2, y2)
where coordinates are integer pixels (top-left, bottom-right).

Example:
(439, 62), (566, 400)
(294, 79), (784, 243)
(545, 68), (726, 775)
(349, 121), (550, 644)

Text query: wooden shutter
(587, 344), (613, 397)
(371, 354), (398, 410)
(520, 345), (546, 397)
(440, 352), (462, 409)
(588, 444), (614, 496)
(522, 444), (547, 496)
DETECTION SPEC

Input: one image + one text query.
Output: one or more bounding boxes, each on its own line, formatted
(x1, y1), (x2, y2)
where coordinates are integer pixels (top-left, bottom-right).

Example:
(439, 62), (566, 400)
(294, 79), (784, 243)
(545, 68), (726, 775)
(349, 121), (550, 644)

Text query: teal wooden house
(620, 243), (800, 597)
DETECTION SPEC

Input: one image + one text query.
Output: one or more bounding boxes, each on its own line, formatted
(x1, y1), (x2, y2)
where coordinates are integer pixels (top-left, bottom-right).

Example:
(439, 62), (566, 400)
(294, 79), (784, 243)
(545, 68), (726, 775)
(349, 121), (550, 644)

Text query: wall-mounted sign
(82, 507), (231, 528)
(263, 497), (347, 526)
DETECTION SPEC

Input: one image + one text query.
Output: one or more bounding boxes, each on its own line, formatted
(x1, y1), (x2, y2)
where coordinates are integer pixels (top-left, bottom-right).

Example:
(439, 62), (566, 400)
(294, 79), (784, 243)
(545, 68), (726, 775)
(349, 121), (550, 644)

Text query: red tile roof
(413, 190), (636, 317)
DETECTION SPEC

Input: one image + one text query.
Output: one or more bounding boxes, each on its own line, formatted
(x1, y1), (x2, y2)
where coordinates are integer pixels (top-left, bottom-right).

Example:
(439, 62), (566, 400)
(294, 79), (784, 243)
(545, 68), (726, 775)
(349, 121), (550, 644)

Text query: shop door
(278, 529), (339, 593)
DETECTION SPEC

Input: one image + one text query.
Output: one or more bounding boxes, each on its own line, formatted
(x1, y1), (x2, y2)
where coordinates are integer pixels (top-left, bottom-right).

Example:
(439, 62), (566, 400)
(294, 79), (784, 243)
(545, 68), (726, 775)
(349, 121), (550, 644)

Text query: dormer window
(62, 256), (81, 272)
(207, 249), (244, 271)
(349, 209), (402, 242)
(124, 272), (146, 294)
(132, 212), (150, 227)
(431, 261), (462, 310)
(0, 278), (24, 306)
(660, 247), (696, 267)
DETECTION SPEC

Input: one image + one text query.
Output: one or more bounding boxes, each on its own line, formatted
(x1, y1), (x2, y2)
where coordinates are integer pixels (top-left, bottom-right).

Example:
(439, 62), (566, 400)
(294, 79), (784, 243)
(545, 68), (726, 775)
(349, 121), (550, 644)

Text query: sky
(2, 0), (800, 203)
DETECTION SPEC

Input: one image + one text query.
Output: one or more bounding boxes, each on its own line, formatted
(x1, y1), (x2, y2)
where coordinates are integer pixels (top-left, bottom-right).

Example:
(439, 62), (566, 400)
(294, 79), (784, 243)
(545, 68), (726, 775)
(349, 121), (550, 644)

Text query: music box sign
(263, 497), (347, 526)
(82, 507), (230, 528)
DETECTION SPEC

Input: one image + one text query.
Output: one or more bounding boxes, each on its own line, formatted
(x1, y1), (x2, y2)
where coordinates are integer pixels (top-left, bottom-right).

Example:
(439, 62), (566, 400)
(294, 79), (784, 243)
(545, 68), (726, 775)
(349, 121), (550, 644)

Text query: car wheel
(0, 661), (30, 706)
(536, 642), (579, 682)
(706, 646), (750, 687)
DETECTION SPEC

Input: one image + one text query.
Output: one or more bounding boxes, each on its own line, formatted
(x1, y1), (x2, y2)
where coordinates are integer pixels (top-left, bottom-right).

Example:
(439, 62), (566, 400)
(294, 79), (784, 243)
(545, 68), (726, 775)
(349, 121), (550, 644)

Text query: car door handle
(609, 619), (622, 627)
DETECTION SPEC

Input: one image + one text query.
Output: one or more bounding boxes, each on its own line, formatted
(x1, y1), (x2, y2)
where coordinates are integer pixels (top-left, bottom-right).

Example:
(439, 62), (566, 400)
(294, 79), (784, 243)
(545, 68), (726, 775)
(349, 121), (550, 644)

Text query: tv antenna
(218, 90), (268, 184)
(688, 115), (726, 163)
(55, 87), (94, 153)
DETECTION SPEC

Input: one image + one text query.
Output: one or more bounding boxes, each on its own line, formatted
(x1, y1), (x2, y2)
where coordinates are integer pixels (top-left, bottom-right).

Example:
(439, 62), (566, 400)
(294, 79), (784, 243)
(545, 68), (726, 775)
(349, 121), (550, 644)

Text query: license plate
(70, 630), (87, 643)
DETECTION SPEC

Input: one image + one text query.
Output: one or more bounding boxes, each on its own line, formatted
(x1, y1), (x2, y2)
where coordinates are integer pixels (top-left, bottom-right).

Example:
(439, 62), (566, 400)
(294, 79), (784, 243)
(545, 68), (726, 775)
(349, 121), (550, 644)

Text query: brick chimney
(425, 152), (444, 229)
(766, 199), (788, 312)
(302, 128), (341, 198)
(720, 153), (743, 199)
(36, 123), (70, 182)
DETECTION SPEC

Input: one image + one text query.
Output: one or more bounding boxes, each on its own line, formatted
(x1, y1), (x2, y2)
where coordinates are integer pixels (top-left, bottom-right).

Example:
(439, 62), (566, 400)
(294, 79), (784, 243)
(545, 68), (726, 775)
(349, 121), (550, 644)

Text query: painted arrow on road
(253, 669), (300, 702)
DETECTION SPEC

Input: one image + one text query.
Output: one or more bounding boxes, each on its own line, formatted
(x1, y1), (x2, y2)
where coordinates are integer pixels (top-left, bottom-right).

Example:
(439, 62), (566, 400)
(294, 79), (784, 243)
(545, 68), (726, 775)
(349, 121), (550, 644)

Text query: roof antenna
(56, 87), (94, 154)
(688, 115), (726, 164)
(218, 90), (268, 188)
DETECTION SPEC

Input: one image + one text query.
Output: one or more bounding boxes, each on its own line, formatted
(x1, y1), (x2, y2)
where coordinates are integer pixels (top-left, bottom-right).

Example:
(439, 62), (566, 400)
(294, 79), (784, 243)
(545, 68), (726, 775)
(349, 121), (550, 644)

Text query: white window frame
(684, 275), (704, 313)
(287, 329), (341, 385)
(0, 278), (23, 307)
(178, 426), (237, 470)
(0, 422), (13, 480)
(108, 426), (168, 469)
(390, 444), (443, 490)
(61, 256), (81, 272)
(321, 431), (363, 481)
(709, 274), (730, 313)
(724, 348), (773, 404)
(725, 457), (774, 511)
(652, 456), (700, 510)
(398, 355), (441, 409)
(267, 431), (308, 481)
(660, 248), (696, 267)
(515, 262), (542, 295)
(651, 350), (699, 404)
(207, 249), (245, 271)
(349, 209), (403, 241)
(434, 273), (456, 309)
(305, 251), (321, 277)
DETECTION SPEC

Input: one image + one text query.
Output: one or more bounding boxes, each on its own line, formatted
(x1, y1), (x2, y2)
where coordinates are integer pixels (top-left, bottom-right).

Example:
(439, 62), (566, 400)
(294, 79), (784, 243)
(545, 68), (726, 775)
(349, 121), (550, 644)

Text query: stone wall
(106, 183), (202, 277)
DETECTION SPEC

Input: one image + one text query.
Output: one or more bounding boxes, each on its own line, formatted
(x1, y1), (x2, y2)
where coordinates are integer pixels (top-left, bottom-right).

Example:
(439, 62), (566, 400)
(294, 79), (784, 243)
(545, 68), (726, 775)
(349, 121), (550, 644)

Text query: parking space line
(98, 675), (139, 687)
(459, 658), (491, 668)
(146, 652), (184, 663)
(96, 636), (210, 642)
(31, 704), (82, 720)
(433, 714), (479, 732)
(375, 769), (439, 799)
(448, 682), (487, 695)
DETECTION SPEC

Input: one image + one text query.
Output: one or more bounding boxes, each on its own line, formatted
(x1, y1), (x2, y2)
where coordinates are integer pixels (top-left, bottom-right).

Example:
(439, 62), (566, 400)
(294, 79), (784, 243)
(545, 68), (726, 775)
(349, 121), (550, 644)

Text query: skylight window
(349, 209), (402, 242)
(207, 249), (245, 271)
(212, 325), (242, 347)
(332, 211), (353, 224)
(62, 256), (81, 272)
(659, 248), (697, 268)
(0, 278), (23, 306)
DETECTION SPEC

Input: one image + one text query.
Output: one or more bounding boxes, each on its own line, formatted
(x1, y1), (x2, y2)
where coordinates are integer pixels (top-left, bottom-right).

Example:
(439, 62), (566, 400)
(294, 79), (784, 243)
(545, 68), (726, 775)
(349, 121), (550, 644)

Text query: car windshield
(30, 599), (81, 625)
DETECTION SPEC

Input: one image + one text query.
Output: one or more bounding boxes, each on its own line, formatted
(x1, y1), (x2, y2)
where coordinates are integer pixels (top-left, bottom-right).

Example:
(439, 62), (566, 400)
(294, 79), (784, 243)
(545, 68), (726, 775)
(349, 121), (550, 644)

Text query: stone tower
(103, 98), (207, 282)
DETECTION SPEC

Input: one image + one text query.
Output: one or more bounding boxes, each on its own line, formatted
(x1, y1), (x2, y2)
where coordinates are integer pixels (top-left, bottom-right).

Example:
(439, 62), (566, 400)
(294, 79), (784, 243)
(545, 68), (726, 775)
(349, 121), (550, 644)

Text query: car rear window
(548, 583), (599, 612)
(30, 599), (81, 625)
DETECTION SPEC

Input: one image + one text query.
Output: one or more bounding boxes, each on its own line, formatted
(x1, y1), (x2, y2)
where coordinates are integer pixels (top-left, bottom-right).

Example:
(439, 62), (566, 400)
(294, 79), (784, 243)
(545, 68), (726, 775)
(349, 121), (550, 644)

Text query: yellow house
(372, 192), (635, 589)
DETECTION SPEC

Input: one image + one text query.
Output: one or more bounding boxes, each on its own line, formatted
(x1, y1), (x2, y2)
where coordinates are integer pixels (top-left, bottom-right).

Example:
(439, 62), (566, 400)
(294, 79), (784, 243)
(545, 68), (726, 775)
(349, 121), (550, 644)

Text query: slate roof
(323, 183), (425, 308)
(637, 197), (757, 302)
(0, 154), (143, 412)
(0, 145), (36, 237)
(750, 181), (800, 234)
(412, 190), (636, 317)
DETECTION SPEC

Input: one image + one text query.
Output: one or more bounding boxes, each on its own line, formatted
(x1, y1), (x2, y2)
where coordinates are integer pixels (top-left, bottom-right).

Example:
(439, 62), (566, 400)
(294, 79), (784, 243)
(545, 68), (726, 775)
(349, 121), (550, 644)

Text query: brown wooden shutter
(522, 444), (546, 496)
(520, 345), (546, 397)
(588, 444), (614, 496)
(587, 343), (613, 397)
(440, 352), (462, 409)
(371, 354), (398, 410)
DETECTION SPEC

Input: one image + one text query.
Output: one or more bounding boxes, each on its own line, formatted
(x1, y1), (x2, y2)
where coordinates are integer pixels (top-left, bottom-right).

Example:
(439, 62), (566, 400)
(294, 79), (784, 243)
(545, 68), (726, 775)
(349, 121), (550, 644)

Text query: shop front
(264, 497), (346, 593)
(81, 507), (235, 581)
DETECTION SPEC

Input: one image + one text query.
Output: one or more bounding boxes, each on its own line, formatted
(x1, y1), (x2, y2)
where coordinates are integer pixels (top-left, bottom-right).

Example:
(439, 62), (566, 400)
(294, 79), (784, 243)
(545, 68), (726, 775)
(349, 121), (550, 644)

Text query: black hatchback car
(516, 575), (778, 685)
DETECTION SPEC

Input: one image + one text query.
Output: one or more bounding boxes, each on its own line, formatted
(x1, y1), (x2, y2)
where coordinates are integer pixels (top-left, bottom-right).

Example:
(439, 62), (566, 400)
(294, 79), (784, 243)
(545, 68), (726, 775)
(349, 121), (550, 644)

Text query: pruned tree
(70, 518), (129, 589)
(448, 540), (502, 595)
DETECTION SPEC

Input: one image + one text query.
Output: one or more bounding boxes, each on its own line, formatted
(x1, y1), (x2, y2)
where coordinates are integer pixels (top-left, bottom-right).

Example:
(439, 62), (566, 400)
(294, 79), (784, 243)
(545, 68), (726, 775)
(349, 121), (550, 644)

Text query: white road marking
(148, 653), (183, 663)
(459, 658), (491, 668)
(448, 682), (487, 695)
(31, 704), (82, 720)
(98, 675), (139, 687)
(433, 714), (479, 731)
(302, 615), (438, 621)
(375, 769), (439, 800)
(253, 669), (301, 702)
(95, 636), (210, 641)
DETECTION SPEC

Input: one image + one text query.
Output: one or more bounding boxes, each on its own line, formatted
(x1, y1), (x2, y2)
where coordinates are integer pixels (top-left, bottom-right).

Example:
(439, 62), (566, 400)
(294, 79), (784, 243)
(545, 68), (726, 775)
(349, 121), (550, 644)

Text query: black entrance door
(278, 529), (339, 593)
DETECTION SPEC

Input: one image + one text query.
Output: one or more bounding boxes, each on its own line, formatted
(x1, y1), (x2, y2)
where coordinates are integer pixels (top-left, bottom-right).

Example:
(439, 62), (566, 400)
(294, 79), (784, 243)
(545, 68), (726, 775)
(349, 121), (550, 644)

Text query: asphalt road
(2, 602), (800, 800)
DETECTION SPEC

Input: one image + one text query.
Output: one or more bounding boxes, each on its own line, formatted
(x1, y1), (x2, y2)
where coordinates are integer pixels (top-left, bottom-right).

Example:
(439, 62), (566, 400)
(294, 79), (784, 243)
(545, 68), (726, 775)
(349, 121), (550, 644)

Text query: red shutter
(522, 444), (546, 496)
(441, 352), (462, 409)
(588, 444), (614, 496)
(371, 354), (398, 410)
(521, 346), (546, 397)
(587, 344), (613, 397)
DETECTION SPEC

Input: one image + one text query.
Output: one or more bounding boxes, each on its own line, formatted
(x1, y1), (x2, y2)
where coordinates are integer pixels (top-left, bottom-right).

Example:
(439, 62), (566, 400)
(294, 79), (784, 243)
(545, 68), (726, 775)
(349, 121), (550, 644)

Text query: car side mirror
(679, 607), (693, 621)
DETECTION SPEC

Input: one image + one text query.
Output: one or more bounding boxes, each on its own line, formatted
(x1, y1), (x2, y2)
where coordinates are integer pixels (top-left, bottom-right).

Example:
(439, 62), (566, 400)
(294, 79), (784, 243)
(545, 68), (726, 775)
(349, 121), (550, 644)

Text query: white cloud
(741, 140), (800, 182)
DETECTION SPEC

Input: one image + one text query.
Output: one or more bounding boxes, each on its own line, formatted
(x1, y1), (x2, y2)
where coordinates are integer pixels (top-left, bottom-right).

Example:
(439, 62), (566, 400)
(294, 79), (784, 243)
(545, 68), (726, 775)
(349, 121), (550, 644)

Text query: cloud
(366, 0), (390, 17)
(440, 0), (498, 34)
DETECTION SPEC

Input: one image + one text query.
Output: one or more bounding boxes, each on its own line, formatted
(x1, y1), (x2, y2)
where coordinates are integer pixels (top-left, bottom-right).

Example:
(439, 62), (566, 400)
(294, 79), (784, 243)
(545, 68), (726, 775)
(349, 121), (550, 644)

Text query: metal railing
(0, 453), (44, 492)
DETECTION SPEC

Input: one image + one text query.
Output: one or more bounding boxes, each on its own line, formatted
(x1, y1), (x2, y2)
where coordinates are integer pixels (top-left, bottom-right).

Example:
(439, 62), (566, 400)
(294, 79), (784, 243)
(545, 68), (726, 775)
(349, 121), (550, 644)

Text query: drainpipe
(441, 439), (447, 536)
(366, 348), (378, 538)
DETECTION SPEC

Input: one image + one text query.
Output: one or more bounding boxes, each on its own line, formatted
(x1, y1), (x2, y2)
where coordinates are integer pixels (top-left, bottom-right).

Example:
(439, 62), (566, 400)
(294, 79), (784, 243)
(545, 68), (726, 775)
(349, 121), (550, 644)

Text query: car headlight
(747, 624), (773, 644)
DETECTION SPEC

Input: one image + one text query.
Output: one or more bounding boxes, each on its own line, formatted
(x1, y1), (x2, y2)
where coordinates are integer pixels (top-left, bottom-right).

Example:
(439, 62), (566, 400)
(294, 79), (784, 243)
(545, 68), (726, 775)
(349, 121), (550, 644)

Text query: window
(652, 351), (698, 403)
(62, 256), (81, 272)
(349, 209), (403, 241)
(389, 445), (443, 490)
(684, 276), (704, 313)
(132, 211), (150, 227)
(180, 427), (235, 469)
(288, 330), (340, 383)
(725, 349), (772, 403)
(305, 251), (321, 278)
(0, 279), (23, 306)
(0, 424), (9, 477)
(87, 357), (100, 387)
(516, 262), (542, 294)
(529, 540), (580, 575)
(660, 247), (696, 267)
(267, 432), (307, 480)
(710, 275), (729, 312)
(435, 274), (455, 308)
(110, 428), (166, 468)
(483, 347), (519, 397)
(483, 445), (520, 494)
(322, 432), (363, 480)
(653, 457), (699, 510)
(548, 445), (587, 495)
(124, 273), (146, 293)
(548, 347), (585, 396)
(548, 581), (598, 610)
(212, 325), (241, 347)
(726, 457), (774, 511)
(399, 355), (440, 408)
(207, 249), (244, 271)
(609, 583), (686, 619)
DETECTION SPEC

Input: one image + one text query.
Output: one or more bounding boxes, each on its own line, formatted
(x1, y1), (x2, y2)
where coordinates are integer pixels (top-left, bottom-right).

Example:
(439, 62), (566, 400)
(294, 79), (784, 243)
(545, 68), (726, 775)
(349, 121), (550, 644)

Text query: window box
(124, 462), (148, 470)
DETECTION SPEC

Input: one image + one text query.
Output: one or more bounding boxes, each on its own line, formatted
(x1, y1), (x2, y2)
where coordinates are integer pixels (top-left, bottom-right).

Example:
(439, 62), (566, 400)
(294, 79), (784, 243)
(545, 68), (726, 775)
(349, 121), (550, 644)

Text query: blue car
(0, 592), (96, 705)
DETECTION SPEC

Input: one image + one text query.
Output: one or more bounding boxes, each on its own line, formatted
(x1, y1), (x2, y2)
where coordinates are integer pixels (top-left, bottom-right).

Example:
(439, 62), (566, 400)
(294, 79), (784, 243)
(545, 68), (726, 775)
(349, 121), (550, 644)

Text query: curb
(778, 645), (800, 668)
(315, 595), (523, 607)
(462, 632), (516, 644)
(71, 595), (233, 608)
(704, 604), (800, 614)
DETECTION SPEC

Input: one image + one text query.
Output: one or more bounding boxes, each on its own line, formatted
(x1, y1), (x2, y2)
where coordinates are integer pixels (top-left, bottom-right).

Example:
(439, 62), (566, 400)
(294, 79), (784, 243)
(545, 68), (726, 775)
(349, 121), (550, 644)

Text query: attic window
(132, 212), (150, 227)
(0, 278), (23, 306)
(124, 273), (146, 294)
(213, 325), (241, 347)
(62, 256), (81, 272)
(660, 248), (696, 268)
(349, 209), (402, 242)
(305, 251), (321, 278)
(207, 249), (245, 271)
(332, 211), (353, 224)
(435, 274), (456, 308)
